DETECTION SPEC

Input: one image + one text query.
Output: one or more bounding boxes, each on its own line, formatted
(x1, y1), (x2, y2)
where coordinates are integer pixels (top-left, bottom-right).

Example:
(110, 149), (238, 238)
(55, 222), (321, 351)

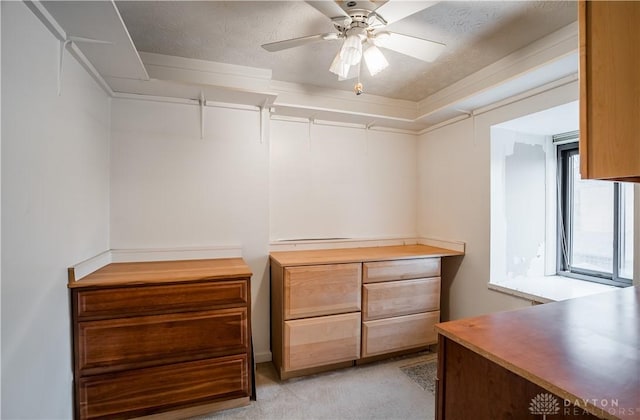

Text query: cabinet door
(362, 311), (439, 357)
(284, 263), (361, 320)
(363, 277), (440, 321)
(78, 355), (248, 420)
(284, 313), (361, 371)
(77, 308), (248, 375)
(363, 258), (440, 283)
(579, 1), (640, 181)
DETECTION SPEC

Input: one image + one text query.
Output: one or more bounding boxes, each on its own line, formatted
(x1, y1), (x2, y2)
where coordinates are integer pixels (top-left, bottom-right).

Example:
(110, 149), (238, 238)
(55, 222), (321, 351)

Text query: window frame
(556, 141), (632, 287)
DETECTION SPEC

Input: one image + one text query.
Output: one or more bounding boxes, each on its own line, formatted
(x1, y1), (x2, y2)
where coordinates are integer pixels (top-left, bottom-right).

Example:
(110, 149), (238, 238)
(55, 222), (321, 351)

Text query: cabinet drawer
(284, 312), (361, 371)
(284, 263), (361, 320)
(363, 277), (440, 321)
(78, 308), (247, 375)
(363, 258), (440, 283)
(74, 279), (248, 319)
(78, 354), (248, 420)
(362, 311), (439, 357)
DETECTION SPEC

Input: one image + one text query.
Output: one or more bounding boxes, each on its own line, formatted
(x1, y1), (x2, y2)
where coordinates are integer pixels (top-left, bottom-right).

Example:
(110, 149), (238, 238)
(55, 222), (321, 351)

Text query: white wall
(1, 2), (111, 419)
(110, 106), (418, 361)
(270, 120), (417, 241)
(417, 81), (579, 321)
(109, 99), (271, 359)
(490, 128), (548, 282)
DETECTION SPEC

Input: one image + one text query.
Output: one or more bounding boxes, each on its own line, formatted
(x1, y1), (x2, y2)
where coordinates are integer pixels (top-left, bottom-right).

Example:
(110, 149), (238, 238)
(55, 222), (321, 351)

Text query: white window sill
(488, 275), (619, 303)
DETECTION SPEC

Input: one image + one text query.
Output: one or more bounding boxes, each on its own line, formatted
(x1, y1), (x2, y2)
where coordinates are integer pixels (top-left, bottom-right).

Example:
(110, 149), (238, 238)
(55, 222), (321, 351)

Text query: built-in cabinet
(435, 286), (639, 419)
(68, 258), (253, 420)
(579, 0), (640, 182)
(270, 245), (462, 380)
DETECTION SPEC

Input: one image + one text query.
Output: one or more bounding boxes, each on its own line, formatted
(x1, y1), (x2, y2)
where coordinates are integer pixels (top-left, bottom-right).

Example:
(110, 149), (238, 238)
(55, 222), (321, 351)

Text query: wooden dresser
(435, 286), (640, 420)
(68, 258), (253, 420)
(270, 244), (463, 380)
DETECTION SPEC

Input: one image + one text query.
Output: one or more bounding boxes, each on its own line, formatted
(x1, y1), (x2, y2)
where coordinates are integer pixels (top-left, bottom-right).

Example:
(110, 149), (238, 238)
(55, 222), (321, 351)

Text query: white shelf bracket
(58, 39), (72, 96)
(199, 92), (205, 139)
(259, 99), (271, 144)
(57, 36), (112, 96)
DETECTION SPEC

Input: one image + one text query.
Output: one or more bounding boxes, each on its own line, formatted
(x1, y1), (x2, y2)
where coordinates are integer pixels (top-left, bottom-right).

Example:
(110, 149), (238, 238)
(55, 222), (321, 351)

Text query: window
(557, 139), (634, 286)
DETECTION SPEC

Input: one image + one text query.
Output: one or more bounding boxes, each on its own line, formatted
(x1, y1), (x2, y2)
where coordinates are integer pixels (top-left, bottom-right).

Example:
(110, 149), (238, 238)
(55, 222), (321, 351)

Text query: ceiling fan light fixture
(329, 51), (350, 79)
(363, 45), (389, 76)
(339, 33), (363, 65)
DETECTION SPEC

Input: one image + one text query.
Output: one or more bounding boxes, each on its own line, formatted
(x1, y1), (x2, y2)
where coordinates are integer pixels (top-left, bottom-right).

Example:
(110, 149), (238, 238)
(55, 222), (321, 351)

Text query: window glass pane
(620, 183), (634, 279)
(569, 154), (614, 273)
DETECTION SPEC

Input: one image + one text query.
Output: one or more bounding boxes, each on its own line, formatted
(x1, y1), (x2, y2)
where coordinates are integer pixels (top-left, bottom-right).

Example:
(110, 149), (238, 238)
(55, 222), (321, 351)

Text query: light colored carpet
(191, 352), (437, 420)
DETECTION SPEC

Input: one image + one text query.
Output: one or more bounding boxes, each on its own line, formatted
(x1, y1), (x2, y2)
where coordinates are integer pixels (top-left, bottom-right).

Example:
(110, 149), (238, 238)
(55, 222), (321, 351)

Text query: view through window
(558, 141), (634, 286)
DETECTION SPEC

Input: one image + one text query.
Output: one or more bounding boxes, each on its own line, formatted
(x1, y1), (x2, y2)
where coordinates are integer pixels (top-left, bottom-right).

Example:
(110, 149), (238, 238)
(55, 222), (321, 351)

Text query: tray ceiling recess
(27, 1), (579, 133)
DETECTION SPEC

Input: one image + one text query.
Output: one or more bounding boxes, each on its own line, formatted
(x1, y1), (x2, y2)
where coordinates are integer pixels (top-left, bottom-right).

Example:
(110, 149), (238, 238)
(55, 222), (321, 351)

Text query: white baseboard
(253, 351), (272, 363)
(418, 237), (466, 253)
(110, 245), (243, 263)
(68, 250), (113, 282)
(69, 246), (244, 281)
(269, 236), (418, 252)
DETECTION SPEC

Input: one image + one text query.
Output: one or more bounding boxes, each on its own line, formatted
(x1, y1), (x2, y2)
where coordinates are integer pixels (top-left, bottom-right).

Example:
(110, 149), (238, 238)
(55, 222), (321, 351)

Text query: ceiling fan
(261, 0), (445, 94)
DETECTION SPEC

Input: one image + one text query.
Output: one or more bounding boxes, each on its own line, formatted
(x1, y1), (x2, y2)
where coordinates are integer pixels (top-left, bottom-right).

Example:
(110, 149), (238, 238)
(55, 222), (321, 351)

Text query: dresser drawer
(284, 312), (361, 371)
(78, 354), (248, 420)
(74, 279), (248, 320)
(362, 311), (439, 357)
(284, 263), (361, 320)
(363, 277), (440, 321)
(77, 308), (248, 375)
(363, 258), (440, 283)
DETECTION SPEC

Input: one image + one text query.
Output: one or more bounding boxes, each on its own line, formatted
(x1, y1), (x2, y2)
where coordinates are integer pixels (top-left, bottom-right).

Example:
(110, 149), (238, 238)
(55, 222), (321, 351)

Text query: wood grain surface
(363, 277), (440, 321)
(270, 245), (463, 267)
(69, 258), (252, 288)
(284, 263), (361, 320)
(362, 311), (439, 357)
(284, 312), (361, 371)
(437, 338), (600, 420)
(579, 0), (640, 181)
(436, 286), (640, 419)
(363, 258), (440, 283)
(78, 308), (248, 376)
(78, 355), (248, 419)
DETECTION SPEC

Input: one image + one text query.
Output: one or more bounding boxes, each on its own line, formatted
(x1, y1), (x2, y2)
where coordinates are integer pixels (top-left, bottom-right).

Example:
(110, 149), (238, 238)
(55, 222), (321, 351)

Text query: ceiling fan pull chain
(354, 62), (363, 96)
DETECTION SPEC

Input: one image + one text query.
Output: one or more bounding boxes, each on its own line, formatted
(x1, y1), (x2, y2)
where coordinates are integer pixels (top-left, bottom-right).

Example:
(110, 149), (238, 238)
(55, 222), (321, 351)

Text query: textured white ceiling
(116, 1), (577, 101)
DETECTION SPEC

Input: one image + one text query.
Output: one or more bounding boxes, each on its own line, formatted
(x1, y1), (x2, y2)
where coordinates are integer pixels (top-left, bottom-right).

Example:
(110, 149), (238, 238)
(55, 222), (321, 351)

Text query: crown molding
(417, 22), (579, 120)
(140, 52), (272, 92)
(270, 80), (418, 119)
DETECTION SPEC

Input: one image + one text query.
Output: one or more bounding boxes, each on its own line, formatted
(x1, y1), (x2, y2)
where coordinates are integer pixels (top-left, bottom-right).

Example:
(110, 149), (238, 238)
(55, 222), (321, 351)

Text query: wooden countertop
(68, 258), (252, 288)
(436, 286), (640, 419)
(269, 244), (463, 267)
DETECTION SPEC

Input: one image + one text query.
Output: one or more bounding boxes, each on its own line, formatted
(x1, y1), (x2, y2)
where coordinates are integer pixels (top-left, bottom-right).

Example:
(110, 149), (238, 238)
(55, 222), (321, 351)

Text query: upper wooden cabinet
(579, 1), (640, 182)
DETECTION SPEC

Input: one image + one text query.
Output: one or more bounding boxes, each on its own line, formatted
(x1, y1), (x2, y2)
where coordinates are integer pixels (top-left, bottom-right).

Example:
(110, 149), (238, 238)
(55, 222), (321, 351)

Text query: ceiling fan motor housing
(333, 8), (386, 36)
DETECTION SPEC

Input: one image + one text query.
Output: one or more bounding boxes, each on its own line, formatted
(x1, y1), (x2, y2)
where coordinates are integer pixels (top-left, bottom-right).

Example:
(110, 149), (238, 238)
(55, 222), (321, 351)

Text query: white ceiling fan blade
(262, 33), (337, 52)
(376, 32), (445, 62)
(306, 1), (350, 20)
(374, 1), (439, 25)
